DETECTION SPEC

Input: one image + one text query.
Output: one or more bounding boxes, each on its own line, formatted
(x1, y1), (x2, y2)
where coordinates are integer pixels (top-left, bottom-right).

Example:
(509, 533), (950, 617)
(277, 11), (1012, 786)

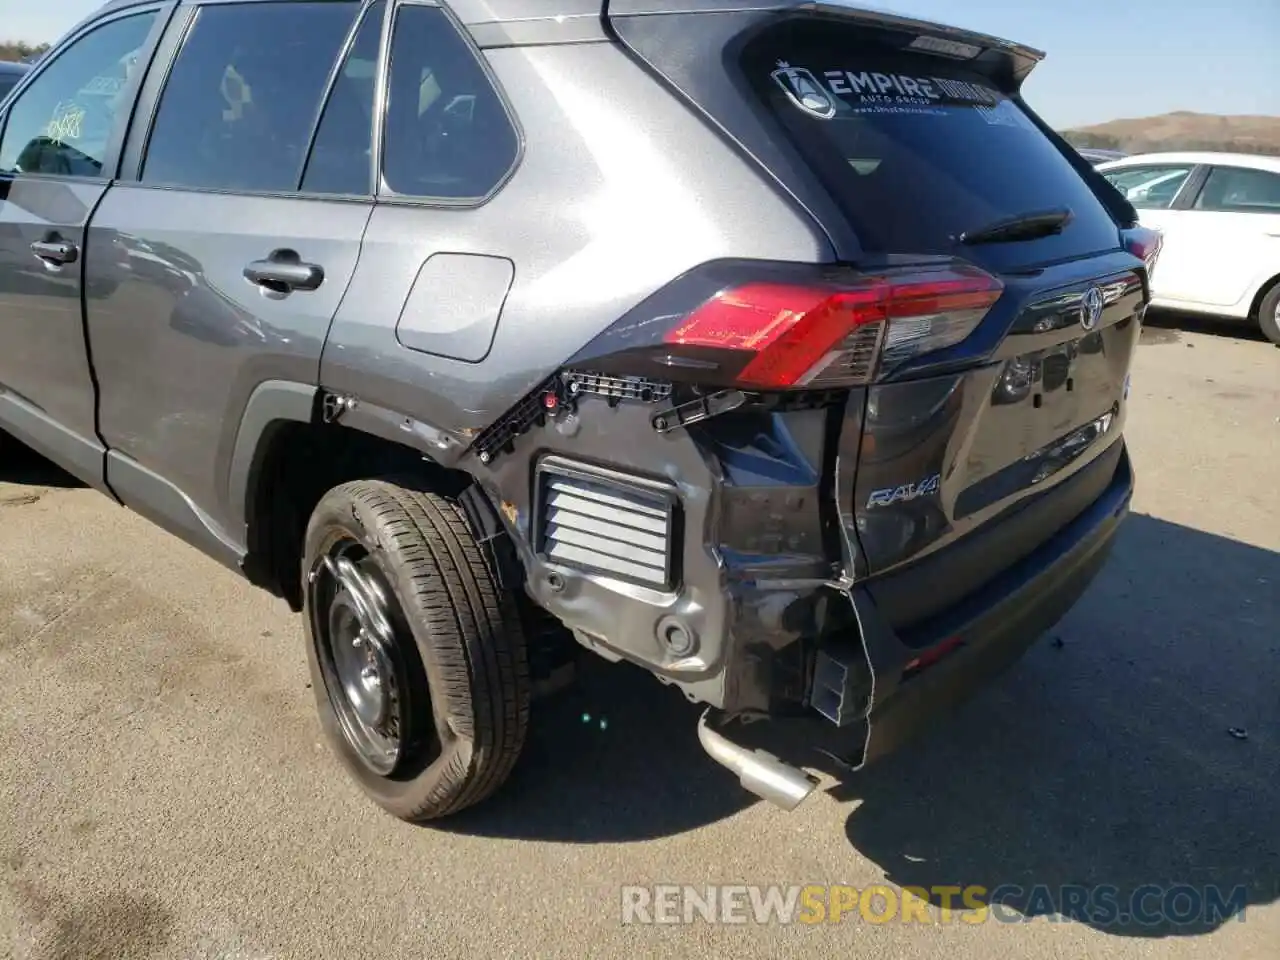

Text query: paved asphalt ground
(1, 313), (1276, 960)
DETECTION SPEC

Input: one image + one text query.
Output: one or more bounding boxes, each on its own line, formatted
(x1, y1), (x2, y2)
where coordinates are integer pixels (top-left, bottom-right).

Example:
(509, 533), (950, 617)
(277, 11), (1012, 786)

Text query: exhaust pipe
(696, 711), (819, 811)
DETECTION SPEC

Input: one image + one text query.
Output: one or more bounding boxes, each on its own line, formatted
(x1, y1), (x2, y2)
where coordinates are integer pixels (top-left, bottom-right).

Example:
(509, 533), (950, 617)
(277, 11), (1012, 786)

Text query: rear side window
(740, 25), (1121, 267)
(141, 1), (361, 192)
(381, 4), (518, 200)
(301, 0), (386, 195)
(1194, 166), (1280, 213)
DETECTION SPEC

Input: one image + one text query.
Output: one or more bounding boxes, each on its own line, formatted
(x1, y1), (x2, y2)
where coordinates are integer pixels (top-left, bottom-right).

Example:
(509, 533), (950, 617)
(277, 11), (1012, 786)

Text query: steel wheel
(307, 536), (430, 777)
(302, 479), (530, 821)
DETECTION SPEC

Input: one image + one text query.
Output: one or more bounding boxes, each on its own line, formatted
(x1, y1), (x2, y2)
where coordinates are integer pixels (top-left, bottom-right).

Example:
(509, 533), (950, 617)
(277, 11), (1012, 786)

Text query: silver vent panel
(534, 459), (679, 590)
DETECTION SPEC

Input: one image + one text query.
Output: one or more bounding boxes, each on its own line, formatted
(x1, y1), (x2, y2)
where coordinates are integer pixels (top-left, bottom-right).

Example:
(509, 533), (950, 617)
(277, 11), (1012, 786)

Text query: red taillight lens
(665, 282), (876, 389)
(663, 264), (1003, 389)
(1123, 225), (1163, 280)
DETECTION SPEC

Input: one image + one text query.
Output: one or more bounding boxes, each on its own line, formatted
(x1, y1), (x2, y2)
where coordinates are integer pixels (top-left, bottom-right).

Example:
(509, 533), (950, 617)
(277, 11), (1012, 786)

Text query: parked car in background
(1077, 147), (1127, 166)
(1098, 152), (1280, 344)
(0, 62), (29, 104)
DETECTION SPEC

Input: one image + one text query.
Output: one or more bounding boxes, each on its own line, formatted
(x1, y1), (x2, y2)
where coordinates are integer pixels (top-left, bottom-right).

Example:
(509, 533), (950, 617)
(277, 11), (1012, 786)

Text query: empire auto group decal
(770, 61), (1029, 128)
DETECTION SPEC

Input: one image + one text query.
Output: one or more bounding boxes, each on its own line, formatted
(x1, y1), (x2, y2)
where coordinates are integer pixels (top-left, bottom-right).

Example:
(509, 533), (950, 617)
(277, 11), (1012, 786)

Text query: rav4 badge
(866, 473), (942, 509)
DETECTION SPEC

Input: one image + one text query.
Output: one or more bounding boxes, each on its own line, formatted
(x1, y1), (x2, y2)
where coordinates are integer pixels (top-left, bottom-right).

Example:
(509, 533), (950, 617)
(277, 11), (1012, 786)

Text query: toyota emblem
(1080, 286), (1104, 331)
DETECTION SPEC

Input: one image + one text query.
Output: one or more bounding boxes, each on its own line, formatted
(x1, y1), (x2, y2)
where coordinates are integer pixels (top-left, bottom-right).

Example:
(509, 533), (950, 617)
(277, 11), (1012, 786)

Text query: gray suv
(0, 0), (1159, 822)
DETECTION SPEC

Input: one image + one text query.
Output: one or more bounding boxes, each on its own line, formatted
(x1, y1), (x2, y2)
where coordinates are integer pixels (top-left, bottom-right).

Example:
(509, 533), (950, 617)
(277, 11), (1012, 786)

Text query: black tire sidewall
(1258, 286), (1280, 346)
(302, 486), (479, 817)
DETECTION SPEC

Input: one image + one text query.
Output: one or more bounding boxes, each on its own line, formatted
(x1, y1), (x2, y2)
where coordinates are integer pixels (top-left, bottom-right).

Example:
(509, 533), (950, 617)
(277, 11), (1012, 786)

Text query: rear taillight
(1123, 225), (1163, 281)
(658, 264), (1003, 390)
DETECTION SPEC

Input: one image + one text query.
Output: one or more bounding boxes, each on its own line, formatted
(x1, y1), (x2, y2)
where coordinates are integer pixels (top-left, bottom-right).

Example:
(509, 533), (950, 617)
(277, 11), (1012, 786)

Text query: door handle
(31, 239), (79, 266)
(244, 250), (324, 293)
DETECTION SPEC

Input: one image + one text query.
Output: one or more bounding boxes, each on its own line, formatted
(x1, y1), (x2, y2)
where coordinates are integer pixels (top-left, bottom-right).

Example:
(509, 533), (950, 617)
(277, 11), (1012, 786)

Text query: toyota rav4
(0, 0), (1158, 821)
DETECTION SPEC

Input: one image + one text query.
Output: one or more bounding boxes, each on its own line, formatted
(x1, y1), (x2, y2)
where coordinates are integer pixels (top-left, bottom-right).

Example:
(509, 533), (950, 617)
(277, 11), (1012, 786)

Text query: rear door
(0, 6), (165, 488)
(84, 0), (381, 554)
(1178, 164), (1280, 310)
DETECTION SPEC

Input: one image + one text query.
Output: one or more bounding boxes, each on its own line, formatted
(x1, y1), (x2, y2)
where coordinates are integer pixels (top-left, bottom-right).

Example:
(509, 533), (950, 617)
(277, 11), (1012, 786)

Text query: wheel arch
(230, 381), (508, 610)
(1247, 271), (1280, 321)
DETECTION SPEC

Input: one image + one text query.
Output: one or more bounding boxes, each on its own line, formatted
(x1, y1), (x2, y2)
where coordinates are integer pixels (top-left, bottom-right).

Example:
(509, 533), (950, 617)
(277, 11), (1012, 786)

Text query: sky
(3, 0), (1277, 128)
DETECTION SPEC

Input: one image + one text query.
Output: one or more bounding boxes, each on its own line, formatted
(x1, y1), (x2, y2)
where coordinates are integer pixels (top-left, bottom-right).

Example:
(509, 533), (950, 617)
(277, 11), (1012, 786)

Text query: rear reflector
(663, 264), (1003, 389)
(1123, 225), (1163, 281)
(902, 635), (965, 679)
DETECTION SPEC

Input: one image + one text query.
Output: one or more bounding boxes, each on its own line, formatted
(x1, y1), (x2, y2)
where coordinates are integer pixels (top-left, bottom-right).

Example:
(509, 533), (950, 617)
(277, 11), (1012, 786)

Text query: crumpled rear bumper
(841, 440), (1134, 768)
(696, 441), (1133, 808)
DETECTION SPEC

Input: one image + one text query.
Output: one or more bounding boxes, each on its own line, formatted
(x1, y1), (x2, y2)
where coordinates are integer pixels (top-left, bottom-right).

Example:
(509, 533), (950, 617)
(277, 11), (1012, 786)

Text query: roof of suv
(94, 0), (601, 21)
(0, 61), (28, 75)
(92, 0), (1038, 56)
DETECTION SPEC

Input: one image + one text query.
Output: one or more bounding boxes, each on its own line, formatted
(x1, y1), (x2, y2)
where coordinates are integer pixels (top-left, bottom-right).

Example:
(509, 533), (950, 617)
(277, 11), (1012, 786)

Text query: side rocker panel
(0, 392), (114, 498)
(106, 450), (245, 573)
(103, 380), (319, 575)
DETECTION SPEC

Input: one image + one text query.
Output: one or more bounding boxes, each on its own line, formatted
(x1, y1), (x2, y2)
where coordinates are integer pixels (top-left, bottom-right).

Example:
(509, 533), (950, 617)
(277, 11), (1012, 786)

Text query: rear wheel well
(243, 421), (472, 611)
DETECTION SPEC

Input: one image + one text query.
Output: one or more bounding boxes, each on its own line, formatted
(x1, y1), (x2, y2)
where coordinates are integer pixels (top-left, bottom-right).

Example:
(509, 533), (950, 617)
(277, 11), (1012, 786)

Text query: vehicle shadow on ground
(437, 657), (752, 841)
(0, 438), (86, 489)
(446, 514), (1278, 940)
(1141, 307), (1269, 346)
(834, 513), (1279, 938)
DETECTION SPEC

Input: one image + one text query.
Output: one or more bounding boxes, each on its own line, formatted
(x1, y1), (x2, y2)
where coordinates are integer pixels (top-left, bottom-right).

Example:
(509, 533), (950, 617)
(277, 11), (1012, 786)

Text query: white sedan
(1097, 152), (1280, 344)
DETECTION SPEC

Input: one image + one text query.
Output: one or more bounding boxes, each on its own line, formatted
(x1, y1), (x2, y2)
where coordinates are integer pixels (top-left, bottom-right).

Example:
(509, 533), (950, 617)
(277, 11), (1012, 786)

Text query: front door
(0, 6), (164, 487)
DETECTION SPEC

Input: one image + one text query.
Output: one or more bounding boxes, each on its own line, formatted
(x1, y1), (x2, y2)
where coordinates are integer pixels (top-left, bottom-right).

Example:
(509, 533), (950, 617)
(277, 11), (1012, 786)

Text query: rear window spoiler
(606, 0), (1045, 88)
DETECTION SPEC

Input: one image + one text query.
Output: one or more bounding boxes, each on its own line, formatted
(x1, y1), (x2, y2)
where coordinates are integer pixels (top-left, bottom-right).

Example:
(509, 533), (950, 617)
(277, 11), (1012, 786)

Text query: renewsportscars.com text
(620, 883), (1248, 927)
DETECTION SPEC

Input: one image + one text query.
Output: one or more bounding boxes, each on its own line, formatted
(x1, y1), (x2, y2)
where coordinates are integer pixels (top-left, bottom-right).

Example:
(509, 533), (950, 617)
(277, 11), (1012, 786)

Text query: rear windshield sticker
(771, 61), (1010, 121)
(975, 99), (1032, 128)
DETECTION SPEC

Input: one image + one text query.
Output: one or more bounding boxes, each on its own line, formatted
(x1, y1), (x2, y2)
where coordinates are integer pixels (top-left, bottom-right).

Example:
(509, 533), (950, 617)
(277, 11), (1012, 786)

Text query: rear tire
(1258, 284), (1280, 346)
(302, 478), (530, 822)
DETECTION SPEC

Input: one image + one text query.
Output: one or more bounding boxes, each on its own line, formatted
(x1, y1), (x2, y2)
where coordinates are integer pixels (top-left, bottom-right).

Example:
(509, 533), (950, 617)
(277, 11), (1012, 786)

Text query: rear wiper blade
(960, 207), (1074, 245)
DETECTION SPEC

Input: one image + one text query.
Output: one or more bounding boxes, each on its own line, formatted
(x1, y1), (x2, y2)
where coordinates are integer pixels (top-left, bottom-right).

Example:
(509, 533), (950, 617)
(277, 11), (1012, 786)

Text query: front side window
(381, 4), (519, 200)
(141, 1), (360, 192)
(0, 13), (156, 178)
(1100, 165), (1194, 210)
(1194, 166), (1280, 213)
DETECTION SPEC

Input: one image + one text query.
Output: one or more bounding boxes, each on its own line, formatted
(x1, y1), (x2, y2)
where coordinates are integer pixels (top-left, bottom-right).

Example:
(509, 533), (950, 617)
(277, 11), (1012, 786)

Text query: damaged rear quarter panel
(317, 40), (834, 709)
(319, 40), (832, 453)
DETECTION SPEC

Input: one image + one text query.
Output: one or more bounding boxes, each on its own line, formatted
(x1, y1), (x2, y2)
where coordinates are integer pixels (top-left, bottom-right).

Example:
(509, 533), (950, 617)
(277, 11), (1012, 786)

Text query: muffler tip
(696, 711), (819, 811)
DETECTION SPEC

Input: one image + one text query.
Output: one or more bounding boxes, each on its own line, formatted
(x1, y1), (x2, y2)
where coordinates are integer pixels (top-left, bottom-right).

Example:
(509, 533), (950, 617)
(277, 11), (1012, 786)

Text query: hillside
(1063, 112), (1280, 156)
(0, 41), (48, 63)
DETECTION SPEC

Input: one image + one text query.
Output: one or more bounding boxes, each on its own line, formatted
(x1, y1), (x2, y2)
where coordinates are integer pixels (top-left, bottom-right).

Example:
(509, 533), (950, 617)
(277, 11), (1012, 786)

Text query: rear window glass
(741, 27), (1120, 267)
